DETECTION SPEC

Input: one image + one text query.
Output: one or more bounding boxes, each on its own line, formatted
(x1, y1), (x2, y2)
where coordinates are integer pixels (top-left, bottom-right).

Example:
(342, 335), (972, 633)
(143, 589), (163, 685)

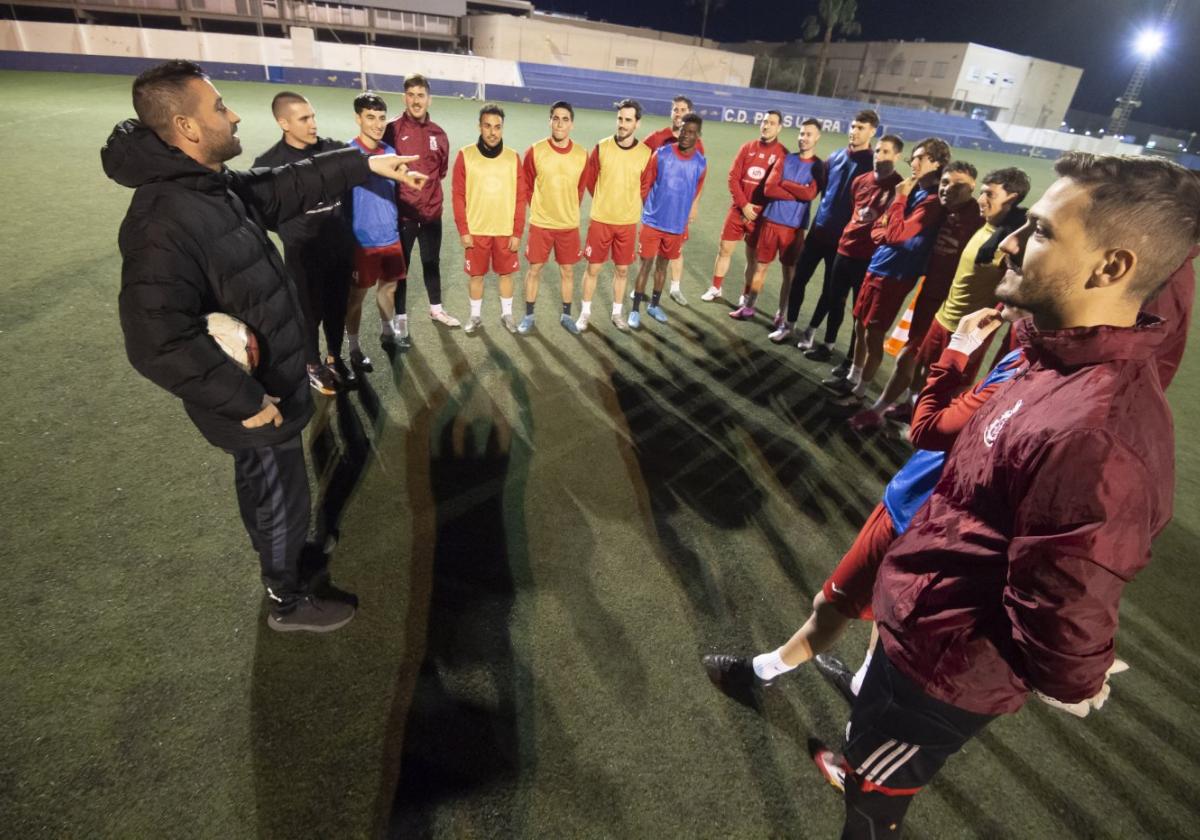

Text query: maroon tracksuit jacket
(382, 110), (449, 224)
(874, 315), (1175, 715)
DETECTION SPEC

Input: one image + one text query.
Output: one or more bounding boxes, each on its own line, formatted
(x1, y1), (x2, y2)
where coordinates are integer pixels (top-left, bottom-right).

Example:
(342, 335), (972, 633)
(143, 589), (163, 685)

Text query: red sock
(712, 275), (724, 290)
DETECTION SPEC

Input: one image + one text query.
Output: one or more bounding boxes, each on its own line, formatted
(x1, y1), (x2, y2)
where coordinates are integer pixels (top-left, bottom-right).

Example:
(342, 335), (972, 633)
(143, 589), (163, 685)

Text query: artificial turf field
(3, 68), (1199, 838)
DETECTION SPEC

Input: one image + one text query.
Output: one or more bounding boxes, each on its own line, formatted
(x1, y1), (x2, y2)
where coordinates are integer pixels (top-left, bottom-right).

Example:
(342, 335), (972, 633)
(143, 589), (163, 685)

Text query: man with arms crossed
(643, 94), (705, 305)
(629, 113), (707, 329)
(815, 153), (1199, 839)
(773, 110), (877, 346)
(452, 103), (528, 334)
(700, 111), (787, 304)
(253, 91), (356, 393)
(733, 118), (823, 322)
(383, 73), (462, 330)
(578, 99), (653, 333)
(518, 100), (588, 335)
(105, 61), (425, 631)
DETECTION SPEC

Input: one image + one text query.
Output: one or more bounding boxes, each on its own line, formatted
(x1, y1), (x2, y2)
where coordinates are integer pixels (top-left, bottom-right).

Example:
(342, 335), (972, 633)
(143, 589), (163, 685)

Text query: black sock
(632, 292), (644, 312)
(526, 301), (535, 316)
(651, 291), (662, 307)
(562, 301), (572, 316)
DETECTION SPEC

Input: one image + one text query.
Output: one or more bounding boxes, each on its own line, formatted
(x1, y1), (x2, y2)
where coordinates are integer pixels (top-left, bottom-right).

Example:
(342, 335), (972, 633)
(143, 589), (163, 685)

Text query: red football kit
(721, 138), (787, 242)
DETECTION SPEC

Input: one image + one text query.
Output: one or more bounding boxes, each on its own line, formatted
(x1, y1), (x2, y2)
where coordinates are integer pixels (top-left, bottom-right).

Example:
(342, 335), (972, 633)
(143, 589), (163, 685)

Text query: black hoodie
(102, 120), (370, 450)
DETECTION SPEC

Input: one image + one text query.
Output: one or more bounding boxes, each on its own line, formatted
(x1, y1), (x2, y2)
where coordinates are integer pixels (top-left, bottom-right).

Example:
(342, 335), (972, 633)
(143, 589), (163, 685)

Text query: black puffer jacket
(102, 120), (371, 450)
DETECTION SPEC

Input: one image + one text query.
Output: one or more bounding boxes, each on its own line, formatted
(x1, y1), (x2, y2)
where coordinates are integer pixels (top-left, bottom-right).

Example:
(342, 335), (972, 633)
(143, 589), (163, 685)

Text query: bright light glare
(1135, 28), (1165, 57)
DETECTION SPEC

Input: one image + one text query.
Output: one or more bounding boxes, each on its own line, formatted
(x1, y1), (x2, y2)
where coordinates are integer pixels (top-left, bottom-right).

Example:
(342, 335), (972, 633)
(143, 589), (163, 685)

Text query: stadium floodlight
(1134, 28), (1165, 58)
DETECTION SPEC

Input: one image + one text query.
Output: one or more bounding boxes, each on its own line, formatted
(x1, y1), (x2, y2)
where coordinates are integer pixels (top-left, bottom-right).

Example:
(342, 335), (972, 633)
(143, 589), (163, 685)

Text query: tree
(689, 0), (729, 41)
(802, 0), (861, 97)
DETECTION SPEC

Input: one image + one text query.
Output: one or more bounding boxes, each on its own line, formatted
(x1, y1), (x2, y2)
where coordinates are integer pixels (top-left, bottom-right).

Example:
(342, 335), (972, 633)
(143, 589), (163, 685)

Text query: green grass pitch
(2, 69), (1198, 838)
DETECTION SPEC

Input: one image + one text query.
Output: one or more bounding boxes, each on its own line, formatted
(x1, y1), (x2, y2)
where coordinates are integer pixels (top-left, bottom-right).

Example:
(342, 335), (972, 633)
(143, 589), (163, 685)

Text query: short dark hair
(550, 100), (574, 119)
(801, 118), (822, 130)
(354, 92), (386, 114)
(617, 98), (643, 120)
(854, 109), (880, 127)
(479, 102), (505, 121)
(673, 95), (694, 111)
(132, 59), (206, 138)
(983, 166), (1032, 203)
(404, 73), (430, 92)
(681, 112), (703, 131)
(1053, 152), (1200, 301)
(879, 134), (904, 153)
(946, 160), (978, 180)
(271, 91), (308, 119)
(764, 110), (783, 124)
(913, 136), (952, 169)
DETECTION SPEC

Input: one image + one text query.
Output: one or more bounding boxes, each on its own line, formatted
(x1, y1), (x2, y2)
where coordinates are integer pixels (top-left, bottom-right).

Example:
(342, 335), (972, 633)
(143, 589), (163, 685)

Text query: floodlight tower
(1108, 0), (1178, 138)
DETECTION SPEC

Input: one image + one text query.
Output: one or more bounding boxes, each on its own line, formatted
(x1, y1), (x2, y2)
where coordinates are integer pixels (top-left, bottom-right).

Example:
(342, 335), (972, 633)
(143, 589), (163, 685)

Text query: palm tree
(689, 0), (729, 41)
(803, 0), (861, 97)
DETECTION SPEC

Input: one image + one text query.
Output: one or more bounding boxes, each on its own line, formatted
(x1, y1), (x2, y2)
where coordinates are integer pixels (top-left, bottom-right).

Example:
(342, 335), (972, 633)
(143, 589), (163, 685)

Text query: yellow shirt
(589, 136), (652, 226)
(935, 222), (1006, 332)
(526, 138), (588, 230)
(453, 144), (524, 237)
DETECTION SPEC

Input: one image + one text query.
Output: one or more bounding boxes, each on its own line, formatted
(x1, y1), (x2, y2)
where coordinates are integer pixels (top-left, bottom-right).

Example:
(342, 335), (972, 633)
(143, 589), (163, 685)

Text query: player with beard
(827, 137), (950, 407)
(383, 74), (462, 331)
(811, 152), (1199, 839)
(105, 61), (425, 631)
(629, 113), (706, 328)
(811, 136), (903, 381)
(578, 99), (654, 333)
(734, 118), (823, 322)
(643, 95), (705, 305)
(517, 101), (588, 335)
(775, 110), (877, 348)
(253, 92), (356, 392)
(845, 161), (980, 430)
(452, 103), (528, 334)
(700, 111), (787, 304)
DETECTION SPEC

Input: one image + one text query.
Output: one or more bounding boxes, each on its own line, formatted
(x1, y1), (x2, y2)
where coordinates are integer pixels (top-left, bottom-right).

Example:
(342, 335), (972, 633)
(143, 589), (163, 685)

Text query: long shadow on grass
(384, 347), (535, 838)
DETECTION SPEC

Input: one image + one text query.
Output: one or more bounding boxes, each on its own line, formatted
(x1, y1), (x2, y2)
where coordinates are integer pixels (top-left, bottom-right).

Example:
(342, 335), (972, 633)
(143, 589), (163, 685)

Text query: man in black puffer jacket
(103, 60), (426, 632)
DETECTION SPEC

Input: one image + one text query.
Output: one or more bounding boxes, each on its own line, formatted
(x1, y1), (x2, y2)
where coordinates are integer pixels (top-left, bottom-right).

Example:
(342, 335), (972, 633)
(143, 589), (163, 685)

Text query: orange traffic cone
(885, 277), (924, 357)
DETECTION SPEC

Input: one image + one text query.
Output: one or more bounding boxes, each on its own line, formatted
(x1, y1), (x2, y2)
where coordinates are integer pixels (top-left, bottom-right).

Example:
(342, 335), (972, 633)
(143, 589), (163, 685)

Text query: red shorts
(822, 502), (897, 621)
(585, 221), (638, 266)
(525, 224), (581, 266)
(916, 319), (994, 384)
(352, 242), (407, 289)
(853, 272), (918, 331)
(753, 221), (804, 266)
(638, 224), (685, 260)
(906, 277), (952, 349)
(720, 205), (758, 242)
(464, 235), (520, 277)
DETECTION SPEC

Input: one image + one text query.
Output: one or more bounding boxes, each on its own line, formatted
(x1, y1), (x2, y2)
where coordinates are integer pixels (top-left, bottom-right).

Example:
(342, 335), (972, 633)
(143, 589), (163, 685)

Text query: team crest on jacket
(430, 136), (439, 150)
(984, 400), (1023, 448)
(748, 165), (766, 180)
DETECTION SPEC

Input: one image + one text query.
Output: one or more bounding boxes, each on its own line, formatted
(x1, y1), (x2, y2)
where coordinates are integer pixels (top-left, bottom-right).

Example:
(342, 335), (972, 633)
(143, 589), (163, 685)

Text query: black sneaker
(804, 343), (833, 362)
(830, 359), (852, 379)
(822, 376), (856, 397)
(268, 594), (356, 633)
(350, 348), (373, 373)
(330, 356), (357, 388)
(813, 653), (856, 705)
(702, 653), (769, 708)
(307, 364), (337, 396)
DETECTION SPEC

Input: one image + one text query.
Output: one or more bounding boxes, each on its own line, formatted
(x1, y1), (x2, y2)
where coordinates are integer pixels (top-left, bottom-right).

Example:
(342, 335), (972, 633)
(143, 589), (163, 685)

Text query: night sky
(539, 0), (1200, 132)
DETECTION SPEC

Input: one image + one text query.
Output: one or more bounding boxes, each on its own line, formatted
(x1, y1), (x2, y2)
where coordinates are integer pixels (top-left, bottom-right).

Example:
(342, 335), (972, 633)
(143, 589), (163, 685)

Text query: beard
(995, 264), (1072, 319)
(204, 126), (242, 163)
(875, 161), (895, 177)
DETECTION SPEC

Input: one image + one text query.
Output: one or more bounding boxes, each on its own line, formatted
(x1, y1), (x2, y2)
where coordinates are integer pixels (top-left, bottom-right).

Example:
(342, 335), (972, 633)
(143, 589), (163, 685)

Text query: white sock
(348, 333), (361, 352)
(752, 648), (798, 681)
(393, 314), (407, 335)
(670, 280), (681, 293)
(501, 296), (513, 316)
(470, 298), (483, 319)
(581, 300), (592, 317)
(380, 317), (394, 336)
(430, 303), (444, 315)
(847, 365), (863, 386)
(612, 302), (623, 318)
(850, 651), (873, 697)
(852, 379), (871, 398)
